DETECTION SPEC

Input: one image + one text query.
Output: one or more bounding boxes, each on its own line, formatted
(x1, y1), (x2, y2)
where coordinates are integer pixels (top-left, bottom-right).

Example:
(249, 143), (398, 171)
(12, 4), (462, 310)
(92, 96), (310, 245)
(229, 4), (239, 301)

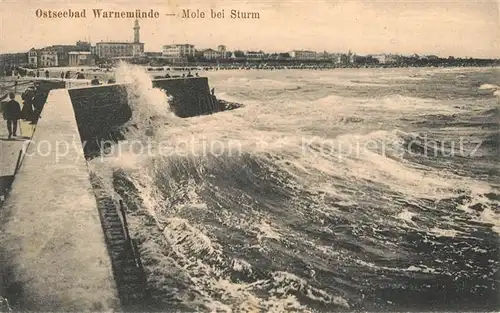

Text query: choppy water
(89, 65), (499, 312)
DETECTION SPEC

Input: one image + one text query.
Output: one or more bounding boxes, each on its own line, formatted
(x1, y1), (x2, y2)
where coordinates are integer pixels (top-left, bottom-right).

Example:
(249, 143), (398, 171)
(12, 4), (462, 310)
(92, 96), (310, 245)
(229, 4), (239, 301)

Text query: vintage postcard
(0, 0), (498, 312)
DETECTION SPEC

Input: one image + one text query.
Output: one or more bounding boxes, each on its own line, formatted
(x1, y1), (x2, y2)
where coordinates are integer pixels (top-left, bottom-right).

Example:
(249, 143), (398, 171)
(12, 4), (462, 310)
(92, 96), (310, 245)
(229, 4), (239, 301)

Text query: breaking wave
(88, 65), (499, 312)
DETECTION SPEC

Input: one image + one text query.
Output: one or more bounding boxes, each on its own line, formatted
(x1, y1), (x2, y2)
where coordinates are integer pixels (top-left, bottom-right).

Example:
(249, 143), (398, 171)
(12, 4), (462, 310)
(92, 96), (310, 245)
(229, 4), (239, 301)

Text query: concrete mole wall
(68, 84), (132, 146)
(67, 77), (223, 151)
(0, 89), (120, 311)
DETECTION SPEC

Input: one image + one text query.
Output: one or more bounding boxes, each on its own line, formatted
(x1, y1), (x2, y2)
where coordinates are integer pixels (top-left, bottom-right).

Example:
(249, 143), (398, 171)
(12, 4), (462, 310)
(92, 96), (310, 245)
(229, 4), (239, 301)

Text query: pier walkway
(0, 89), (120, 311)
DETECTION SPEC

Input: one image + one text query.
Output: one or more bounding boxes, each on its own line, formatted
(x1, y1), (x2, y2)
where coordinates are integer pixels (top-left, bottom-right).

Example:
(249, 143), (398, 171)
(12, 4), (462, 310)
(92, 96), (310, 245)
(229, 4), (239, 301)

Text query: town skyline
(0, 0), (499, 59)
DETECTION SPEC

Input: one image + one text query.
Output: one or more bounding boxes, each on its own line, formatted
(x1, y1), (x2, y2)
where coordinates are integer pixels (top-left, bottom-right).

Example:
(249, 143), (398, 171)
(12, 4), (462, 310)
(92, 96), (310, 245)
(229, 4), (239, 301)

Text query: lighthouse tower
(133, 19), (140, 43)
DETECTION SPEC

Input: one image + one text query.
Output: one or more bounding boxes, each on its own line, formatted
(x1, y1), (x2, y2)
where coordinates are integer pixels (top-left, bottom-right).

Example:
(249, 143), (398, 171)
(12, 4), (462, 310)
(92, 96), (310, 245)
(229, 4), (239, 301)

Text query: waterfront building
(28, 48), (38, 67)
(75, 40), (91, 51)
(336, 54), (345, 64)
(348, 50), (356, 64)
(96, 19), (144, 59)
(371, 54), (387, 64)
(244, 51), (265, 61)
(386, 54), (400, 63)
(45, 45), (75, 66)
(39, 49), (59, 67)
(96, 42), (140, 59)
(316, 51), (329, 61)
(324, 53), (342, 63)
(329, 53), (352, 65)
(161, 44), (195, 62)
(370, 53), (400, 64)
(202, 49), (219, 60)
(68, 51), (94, 66)
(289, 50), (317, 61)
(217, 45), (227, 59)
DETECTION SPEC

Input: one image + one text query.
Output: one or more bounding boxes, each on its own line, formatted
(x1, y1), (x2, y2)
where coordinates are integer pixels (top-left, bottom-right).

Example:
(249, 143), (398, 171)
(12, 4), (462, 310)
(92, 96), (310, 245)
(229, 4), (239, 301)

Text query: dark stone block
(68, 84), (132, 148)
(153, 77), (223, 117)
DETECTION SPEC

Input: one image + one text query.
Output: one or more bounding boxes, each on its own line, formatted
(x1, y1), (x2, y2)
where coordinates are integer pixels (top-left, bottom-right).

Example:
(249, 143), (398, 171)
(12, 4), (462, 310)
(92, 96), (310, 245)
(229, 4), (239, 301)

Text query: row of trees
(135, 57), (500, 68)
(376, 56), (500, 68)
(90, 51), (500, 68)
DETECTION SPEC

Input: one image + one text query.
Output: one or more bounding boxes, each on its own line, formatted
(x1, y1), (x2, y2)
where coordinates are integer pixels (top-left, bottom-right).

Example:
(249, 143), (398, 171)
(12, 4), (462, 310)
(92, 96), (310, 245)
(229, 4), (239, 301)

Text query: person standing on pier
(90, 76), (100, 85)
(2, 92), (21, 139)
(31, 86), (45, 125)
(21, 86), (35, 122)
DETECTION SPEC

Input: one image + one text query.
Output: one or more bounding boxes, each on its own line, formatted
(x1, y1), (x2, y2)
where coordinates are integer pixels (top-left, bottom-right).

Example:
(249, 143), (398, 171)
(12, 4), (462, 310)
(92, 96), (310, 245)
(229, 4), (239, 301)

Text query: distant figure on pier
(45, 70), (49, 79)
(60, 71), (65, 80)
(30, 83), (47, 125)
(165, 73), (171, 78)
(182, 74), (186, 78)
(91, 76), (101, 86)
(36, 70), (40, 77)
(21, 86), (35, 122)
(107, 78), (116, 84)
(65, 71), (71, 79)
(187, 71), (193, 77)
(18, 68), (26, 77)
(76, 72), (85, 79)
(195, 73), (199, 77)
(2, 92), (21, 139)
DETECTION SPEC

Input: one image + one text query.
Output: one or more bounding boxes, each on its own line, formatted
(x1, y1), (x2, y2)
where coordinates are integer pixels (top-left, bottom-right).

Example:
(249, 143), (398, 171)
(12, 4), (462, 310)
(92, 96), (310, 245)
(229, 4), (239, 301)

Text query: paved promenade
(0, 122), (32, 174)
(0, 95), (34, 203)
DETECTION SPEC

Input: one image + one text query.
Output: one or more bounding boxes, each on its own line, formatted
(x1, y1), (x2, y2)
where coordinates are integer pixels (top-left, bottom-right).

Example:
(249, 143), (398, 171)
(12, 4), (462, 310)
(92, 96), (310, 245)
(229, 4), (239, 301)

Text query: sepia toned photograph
(0, 0), (498, 312)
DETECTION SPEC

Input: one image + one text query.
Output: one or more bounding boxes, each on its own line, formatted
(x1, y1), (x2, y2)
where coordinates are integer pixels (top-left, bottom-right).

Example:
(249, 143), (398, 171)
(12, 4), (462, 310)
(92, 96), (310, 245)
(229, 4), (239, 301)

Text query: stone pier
(0, 89), (120, 311)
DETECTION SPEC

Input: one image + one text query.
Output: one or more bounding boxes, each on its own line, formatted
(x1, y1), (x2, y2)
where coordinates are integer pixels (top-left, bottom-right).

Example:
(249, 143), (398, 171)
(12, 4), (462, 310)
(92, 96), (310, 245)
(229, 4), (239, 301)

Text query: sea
(88, 65), (499, 312)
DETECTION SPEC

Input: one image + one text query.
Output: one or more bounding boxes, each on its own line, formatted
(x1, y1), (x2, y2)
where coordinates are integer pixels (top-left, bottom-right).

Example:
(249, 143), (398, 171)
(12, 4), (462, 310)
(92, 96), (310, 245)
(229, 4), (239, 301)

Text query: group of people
(34, 70), (50, 78)
(1, 83), (45, 139)
(21, 83), (46, 124)
(163, 71), (199, 79)
(58, 71), (113, 86)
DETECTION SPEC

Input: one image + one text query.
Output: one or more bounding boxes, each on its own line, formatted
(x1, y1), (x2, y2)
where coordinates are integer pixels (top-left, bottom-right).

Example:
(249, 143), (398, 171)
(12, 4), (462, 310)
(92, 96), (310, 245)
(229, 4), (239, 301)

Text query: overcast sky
(0, 0), (499, 58)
